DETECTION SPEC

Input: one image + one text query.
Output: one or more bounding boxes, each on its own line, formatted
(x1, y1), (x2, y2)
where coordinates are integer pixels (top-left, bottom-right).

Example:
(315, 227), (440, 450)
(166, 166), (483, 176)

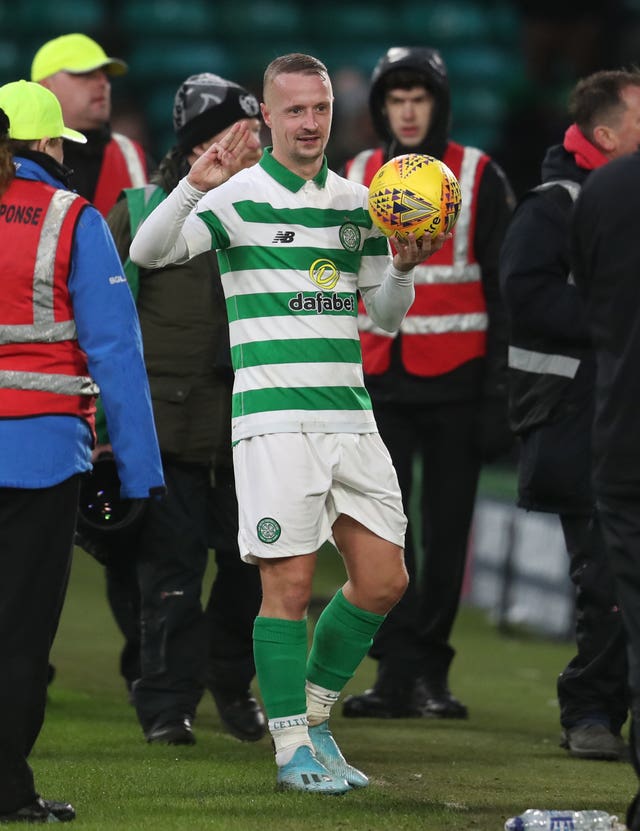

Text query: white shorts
(233, 432), (407, 564)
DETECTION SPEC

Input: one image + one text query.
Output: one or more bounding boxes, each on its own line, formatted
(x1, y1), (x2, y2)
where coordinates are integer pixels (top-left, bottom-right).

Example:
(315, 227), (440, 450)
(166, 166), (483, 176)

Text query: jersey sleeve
(358, 229), (392, 289)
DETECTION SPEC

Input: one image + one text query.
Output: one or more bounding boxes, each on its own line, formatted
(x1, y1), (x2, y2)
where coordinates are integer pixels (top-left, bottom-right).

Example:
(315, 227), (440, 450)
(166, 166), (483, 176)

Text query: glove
(474, 395), (514, 462)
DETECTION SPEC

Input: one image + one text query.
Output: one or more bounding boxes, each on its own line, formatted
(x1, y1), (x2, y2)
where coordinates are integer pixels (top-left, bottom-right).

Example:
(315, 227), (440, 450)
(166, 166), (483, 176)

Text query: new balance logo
(272, 230), (296, 243)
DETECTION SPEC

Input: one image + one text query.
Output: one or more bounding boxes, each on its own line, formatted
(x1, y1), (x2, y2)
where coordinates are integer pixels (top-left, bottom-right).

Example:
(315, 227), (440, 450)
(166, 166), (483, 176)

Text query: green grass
(39, 547), (635, 830)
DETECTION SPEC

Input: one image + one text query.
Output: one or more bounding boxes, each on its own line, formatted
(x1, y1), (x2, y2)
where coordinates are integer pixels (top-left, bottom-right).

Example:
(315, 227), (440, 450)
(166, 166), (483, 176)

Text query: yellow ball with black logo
(368, 153), (462, 241)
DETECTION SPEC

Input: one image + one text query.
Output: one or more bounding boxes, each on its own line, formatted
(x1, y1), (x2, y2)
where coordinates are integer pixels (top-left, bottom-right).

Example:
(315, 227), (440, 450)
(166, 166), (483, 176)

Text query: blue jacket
(0, 154), (164, 499)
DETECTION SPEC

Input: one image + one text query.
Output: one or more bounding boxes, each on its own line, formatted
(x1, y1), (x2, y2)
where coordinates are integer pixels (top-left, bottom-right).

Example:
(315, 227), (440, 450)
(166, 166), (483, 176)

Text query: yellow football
(368, 153), (462, 241)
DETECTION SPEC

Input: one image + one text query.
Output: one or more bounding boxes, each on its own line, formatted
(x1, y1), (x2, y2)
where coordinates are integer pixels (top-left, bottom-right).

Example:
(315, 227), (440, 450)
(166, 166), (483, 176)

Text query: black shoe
(145, 718), (196, 746)
(0, 796), (75, 823)
(418, 679), (469, 719)
(43, 800), (75, 823)
(627, 788), (640, 830)
(342, 685), (424, 719)
(560, 723), (628, 761)
(208, 685), (266, 742)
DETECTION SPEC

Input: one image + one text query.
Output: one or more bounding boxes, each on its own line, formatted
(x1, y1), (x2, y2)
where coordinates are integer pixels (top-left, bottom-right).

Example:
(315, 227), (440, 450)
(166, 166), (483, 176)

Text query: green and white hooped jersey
(181, 150), (392, 442)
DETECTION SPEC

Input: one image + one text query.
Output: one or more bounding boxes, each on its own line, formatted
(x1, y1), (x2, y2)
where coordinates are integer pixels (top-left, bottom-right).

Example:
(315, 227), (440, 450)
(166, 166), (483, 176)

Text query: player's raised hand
(392, 231), (452, 272)
(187, 122), (261, 192)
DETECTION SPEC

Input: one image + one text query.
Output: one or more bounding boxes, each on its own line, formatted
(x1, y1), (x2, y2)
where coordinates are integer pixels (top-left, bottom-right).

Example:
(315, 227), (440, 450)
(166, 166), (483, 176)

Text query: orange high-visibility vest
(347, 142), (488, 376)
(0, 178), (98, 425)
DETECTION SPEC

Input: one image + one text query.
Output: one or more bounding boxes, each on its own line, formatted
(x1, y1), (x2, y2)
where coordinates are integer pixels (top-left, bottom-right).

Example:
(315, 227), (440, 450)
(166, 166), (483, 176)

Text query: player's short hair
(263, 53), (329, 96)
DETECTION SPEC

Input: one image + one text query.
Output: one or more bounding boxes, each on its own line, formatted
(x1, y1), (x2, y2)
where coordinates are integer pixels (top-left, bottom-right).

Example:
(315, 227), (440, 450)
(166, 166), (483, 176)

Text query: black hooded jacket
(361, 47), (514, 405)
(500, 144), (594, 432)
(571, 150), (640, 501)
(499, 143), (595, 512)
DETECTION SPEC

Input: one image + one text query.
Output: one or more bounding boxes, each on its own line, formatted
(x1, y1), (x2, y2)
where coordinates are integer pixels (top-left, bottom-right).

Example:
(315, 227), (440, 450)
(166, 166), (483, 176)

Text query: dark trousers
(102, 462), (261, 732)
(370, 400), (481, 687)
(557, 513), (628, 731)
(596, 496), (640, 828)
(105, 553), (141, 687)
(204, 465), (262, 695)
(597, 497), (640, 696)
(0, 476), (80, 813)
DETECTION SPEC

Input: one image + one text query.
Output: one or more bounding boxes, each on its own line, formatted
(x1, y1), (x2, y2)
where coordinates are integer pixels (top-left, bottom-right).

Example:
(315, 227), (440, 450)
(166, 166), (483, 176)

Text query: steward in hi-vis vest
(0, 180), (96, 425)
(30, 32), (149, 218)
(341, 46), (515, 723)
(349, 142), (488, 377)
(0, 79), (163, 824)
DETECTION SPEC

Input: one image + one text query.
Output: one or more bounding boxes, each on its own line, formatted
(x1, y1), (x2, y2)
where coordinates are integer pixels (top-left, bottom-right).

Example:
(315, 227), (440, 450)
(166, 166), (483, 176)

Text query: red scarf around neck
(563, 123), (609, 170)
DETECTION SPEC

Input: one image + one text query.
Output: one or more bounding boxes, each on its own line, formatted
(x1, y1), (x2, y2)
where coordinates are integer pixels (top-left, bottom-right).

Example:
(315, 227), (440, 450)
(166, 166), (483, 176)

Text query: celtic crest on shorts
(257, 517), (281, 543)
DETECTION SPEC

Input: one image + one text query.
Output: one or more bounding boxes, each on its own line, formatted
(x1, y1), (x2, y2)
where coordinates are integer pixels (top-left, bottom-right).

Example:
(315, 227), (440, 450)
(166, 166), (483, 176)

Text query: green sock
(307, 589), (386, 692)
(253, 616), (308, 719)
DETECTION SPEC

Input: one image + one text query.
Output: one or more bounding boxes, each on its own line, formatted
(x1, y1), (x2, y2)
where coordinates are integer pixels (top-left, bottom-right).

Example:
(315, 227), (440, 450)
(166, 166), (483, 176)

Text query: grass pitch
(40, 546), (635, 831)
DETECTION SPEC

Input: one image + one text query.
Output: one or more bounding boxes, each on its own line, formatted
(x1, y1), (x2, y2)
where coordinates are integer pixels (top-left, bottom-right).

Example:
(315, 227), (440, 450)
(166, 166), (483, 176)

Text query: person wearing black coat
(572, 144), (640, 830)
(500, 68), (640, 760)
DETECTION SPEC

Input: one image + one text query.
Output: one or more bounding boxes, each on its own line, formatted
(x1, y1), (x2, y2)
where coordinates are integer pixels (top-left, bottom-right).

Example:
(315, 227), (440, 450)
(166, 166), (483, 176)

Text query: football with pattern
(368, 153), (462, 241)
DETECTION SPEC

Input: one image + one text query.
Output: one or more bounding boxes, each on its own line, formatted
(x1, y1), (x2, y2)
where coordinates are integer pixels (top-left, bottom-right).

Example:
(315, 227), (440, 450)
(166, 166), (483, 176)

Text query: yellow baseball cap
(31, 33), (128, 83)
(0, 80), (87, 143)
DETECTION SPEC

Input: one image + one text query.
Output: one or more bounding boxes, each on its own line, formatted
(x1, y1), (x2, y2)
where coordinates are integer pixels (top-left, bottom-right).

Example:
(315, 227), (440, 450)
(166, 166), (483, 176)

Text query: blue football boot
(276, 745), (350, 794)
(308, 721), (369, 788)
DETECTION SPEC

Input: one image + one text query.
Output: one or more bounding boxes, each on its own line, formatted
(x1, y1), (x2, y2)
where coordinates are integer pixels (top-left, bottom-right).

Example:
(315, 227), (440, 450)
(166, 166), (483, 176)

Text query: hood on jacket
(540, 143), (590, 187)
(369, 46), (451, 160)
(152, 145), (190, 193)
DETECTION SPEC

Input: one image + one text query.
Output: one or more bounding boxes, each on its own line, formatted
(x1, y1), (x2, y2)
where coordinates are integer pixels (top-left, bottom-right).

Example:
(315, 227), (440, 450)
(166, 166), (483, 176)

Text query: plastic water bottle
(504, 809), (621, 830)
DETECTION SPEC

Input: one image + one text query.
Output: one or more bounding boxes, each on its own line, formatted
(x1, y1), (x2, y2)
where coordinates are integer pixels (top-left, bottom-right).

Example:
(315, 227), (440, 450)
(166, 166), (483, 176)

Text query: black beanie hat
(173, 73), (260, 152)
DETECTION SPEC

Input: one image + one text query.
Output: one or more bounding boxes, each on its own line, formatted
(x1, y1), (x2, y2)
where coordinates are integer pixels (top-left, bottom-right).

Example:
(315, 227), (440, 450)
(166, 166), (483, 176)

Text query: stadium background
(1, 0), (640, 197)
(1, 0), (639, 635)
